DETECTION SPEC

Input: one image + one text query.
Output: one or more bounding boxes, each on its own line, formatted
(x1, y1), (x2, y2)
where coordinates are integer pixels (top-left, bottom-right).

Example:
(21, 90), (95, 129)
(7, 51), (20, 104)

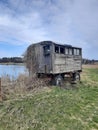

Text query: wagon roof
(30, 41), (82, 49)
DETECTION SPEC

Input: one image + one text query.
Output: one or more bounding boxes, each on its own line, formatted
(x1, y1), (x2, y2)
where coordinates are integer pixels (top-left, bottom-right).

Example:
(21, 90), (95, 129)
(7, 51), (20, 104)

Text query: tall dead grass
(1, 74), (50, 100)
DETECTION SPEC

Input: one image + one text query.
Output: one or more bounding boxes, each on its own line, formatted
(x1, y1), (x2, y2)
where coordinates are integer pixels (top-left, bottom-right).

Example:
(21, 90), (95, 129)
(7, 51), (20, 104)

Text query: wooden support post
(0, 78), (2, 101)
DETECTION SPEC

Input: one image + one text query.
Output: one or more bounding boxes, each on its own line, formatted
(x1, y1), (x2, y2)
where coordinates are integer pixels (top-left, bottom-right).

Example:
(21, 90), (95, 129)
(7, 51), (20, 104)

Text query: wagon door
(43, 44), (52, 73)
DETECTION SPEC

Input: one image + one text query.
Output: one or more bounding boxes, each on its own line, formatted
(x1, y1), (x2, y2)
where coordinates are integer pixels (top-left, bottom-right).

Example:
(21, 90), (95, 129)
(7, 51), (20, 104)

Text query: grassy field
(0, 65), (98, 130)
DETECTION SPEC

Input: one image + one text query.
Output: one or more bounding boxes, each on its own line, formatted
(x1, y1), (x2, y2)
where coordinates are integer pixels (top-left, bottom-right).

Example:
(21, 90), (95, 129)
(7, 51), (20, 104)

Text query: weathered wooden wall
(53, 54), (82, 74)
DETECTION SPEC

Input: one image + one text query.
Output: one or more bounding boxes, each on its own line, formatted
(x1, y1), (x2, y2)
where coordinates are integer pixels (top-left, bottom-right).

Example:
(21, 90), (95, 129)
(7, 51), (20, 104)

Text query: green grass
(0, 68), (98, 130)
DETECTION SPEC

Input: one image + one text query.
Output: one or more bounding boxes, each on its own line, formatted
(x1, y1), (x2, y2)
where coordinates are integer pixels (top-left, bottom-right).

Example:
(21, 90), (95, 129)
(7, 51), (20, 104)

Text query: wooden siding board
(53, 53), (82, 74)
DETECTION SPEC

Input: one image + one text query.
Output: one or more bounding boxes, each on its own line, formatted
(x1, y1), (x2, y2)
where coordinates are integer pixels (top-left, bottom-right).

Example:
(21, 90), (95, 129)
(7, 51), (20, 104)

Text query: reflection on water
(0, 64), (28, 78)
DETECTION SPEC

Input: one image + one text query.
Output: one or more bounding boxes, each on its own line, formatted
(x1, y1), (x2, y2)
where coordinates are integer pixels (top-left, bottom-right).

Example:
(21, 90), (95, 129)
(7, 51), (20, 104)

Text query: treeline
(0, 57), (23, 63)
(82, 59), (98, 64)
(0, 57), (97, 64)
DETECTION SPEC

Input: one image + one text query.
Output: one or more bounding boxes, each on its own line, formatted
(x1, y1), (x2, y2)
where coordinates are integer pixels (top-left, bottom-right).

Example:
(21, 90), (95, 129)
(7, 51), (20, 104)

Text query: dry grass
(81, 64), (98, 88)
(82, 64), (98, 69)
(1, 74), (50, 100)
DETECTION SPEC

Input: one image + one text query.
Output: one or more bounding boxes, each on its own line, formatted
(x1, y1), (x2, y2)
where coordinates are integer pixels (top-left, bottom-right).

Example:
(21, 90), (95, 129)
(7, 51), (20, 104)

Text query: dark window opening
(43, 45), (50, 56)
(55, 46), (59, 53)
(79, 49), (81, 55)
(60, 47), (65, 54)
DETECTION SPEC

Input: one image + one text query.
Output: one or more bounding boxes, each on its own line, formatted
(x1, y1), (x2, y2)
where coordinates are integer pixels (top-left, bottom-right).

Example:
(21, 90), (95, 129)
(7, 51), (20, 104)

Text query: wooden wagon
(26, 41), (82, 85)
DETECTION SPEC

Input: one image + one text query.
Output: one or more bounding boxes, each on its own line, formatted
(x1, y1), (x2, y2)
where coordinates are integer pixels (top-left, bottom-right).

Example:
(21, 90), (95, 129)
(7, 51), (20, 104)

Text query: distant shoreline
(0, 62), (25, 66)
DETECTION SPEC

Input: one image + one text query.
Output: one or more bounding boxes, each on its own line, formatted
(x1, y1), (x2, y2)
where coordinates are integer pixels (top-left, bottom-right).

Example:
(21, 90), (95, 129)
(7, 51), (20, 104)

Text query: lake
(0, 64), (28, 79)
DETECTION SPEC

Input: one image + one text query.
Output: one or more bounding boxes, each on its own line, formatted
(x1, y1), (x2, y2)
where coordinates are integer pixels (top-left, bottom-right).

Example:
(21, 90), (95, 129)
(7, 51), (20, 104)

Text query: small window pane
(74, 49), (77, 55)
(69, 48), (72, 55)
(65, 48), (69, 55)
(43, 45), (50, 55)
(79, 49), (81, 55)
(55, 46), (59, 53)
(60, 47), (65, 54)
(77, 49), (79, 55)
(74, 48), (81, 55)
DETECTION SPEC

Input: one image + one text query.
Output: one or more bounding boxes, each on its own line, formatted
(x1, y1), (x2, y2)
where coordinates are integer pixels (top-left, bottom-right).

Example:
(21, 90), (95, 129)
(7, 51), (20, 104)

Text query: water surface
(0, 64), (28, 78)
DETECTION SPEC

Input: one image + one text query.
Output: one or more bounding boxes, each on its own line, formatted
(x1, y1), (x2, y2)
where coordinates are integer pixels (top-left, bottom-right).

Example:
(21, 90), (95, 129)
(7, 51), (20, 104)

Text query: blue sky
(0, 0), (98, 59)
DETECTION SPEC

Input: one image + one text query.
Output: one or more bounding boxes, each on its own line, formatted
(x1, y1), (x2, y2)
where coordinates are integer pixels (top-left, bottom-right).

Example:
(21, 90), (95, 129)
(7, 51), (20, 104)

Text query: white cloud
(70, 0), (98, 44)
(0, 11), (48, 45)
(0, 0), (98, 58)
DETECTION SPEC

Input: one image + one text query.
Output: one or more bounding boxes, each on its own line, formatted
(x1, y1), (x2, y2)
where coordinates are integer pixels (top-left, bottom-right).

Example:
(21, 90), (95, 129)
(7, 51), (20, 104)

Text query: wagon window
(69, 48), (72, 55)
(55, 46), (59, 53)
(74, 48), (81, 55)
(79, 49), (81, 55)
(60, 47), (65, 54)
(77, 49), (80, 55)
(74, 49), (77, 55)
(43, 45), (50, 55)
(65, 48), (69, 55)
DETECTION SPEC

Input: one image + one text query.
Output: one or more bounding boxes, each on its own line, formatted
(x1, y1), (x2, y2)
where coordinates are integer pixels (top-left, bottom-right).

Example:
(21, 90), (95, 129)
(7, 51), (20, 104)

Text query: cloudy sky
(0, 0), (98, 59)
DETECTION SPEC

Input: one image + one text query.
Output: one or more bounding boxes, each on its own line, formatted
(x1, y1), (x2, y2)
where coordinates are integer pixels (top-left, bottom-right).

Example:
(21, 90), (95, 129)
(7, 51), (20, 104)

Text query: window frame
(69, 48), (73, 55)
(73, 48), (81, 55)
(43, 45), (50, 56)
(60, 46), (65, 54)
(65, 48), (69, 55)
(55, 45), (59, 53)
